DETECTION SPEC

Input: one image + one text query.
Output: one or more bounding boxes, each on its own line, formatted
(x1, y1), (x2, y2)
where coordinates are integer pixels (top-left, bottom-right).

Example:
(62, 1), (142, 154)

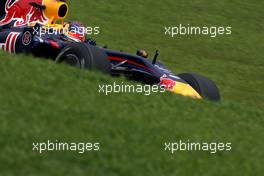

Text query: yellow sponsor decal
(173, 82), (202, 99)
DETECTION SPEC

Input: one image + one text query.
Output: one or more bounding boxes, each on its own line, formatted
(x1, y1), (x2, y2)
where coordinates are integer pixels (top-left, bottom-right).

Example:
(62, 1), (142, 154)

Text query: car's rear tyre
(55, 43), (111, 74)
(178, 73), (221, 101)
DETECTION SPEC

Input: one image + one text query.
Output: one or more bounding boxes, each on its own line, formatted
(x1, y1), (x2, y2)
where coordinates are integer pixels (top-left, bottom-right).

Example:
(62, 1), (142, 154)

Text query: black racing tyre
(55, 43), (111, 74)
(178, 73), (221, 101)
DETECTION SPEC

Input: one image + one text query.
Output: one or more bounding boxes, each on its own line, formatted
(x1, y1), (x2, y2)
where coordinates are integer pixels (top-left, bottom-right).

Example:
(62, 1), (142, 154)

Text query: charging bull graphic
(0, 0), (48, 27)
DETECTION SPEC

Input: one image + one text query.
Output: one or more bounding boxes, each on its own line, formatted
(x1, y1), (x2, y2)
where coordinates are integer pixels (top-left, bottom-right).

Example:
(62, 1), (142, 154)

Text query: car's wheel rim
(64, 54), (81, 68)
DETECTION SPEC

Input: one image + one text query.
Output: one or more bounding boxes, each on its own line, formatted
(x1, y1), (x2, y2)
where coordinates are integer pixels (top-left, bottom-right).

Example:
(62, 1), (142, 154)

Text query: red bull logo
(160, 75), (177, 90)
(0, 0), (48, 27)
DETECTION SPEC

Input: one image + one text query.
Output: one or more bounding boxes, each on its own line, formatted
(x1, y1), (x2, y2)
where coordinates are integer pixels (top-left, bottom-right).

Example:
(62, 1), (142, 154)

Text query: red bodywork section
(0, 0), (47, 27)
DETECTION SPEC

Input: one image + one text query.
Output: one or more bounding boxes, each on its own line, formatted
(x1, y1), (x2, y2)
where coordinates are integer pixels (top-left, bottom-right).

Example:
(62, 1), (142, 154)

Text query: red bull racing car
(0, 0), (220, 101)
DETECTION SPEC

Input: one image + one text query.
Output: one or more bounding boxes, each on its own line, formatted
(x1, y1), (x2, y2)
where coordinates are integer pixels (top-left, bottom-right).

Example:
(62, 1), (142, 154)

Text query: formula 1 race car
(0, 0), (220, 101)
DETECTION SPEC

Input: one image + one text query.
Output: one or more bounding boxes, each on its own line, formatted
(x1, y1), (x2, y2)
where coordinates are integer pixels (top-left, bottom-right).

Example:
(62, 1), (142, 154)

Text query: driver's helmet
(67, 21), (86, 42)
(136, 50), (148, 58)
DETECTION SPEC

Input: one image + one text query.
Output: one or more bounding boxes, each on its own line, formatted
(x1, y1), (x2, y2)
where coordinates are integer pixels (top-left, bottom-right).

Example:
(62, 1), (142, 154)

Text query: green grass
(0, 0), (264, 175)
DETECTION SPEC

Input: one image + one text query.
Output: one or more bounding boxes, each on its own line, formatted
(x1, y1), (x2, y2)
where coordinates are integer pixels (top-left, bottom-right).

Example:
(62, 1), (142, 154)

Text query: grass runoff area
(0, 0), (264, 175)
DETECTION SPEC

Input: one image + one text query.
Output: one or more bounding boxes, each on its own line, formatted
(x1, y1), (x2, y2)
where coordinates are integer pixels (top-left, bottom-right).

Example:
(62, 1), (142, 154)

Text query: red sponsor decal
(160, 75), (176, 90)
